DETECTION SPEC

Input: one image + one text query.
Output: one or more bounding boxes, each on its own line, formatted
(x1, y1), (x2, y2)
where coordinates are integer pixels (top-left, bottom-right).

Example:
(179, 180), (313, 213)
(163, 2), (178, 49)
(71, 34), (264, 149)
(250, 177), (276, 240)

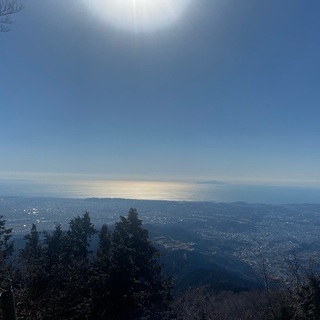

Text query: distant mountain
(196, 180), (227, 185)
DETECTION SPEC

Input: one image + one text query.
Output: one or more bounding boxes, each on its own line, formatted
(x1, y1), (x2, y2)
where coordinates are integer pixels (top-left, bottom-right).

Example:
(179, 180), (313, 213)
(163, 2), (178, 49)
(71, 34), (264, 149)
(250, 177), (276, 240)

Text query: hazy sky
(1, 0), (320, 188)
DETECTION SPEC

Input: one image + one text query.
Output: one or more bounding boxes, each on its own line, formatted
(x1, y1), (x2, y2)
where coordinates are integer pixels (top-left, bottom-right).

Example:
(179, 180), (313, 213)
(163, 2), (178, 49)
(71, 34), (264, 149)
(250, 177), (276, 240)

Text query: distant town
(1, 196), (320, 277)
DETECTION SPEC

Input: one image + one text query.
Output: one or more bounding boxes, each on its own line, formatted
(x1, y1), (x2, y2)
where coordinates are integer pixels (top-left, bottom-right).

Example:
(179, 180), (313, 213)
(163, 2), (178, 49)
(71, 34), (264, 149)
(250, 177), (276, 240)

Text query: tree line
(0, 209), (172, 320)
(1, 208), (320, 320)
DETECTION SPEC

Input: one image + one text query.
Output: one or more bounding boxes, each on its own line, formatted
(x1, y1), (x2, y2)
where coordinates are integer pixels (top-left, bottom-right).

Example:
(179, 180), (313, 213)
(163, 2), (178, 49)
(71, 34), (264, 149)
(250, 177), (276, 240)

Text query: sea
(0, 177), (319, 204)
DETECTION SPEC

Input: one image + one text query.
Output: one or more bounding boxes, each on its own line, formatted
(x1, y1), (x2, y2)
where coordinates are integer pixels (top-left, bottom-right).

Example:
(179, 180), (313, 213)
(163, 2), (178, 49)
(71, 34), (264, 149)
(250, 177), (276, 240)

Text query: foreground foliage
(171, 262), (320, 320)
(1, 211), (320, 320)
(0, 209), (172, 319)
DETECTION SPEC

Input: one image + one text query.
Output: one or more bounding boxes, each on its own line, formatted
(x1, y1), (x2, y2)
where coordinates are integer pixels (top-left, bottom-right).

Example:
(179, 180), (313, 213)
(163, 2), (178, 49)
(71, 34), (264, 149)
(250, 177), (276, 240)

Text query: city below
(1, 196), (320, 279)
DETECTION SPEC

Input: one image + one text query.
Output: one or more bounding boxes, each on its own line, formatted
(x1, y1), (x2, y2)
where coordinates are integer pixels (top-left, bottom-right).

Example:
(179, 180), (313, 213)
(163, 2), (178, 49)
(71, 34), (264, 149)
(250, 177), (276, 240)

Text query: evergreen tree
(19, 224), (46, 297)
(44, 224), (68, 276)
(0, 215), (14, 288)
(17, 224), (47, 318)
(41, 224), (71, 319)
(90, 224), (112, 319)
(60, 212), (97, 319)
(102, 208), (172, 320)
(67, 211), (96, 260)
(11, 210), (172, 320)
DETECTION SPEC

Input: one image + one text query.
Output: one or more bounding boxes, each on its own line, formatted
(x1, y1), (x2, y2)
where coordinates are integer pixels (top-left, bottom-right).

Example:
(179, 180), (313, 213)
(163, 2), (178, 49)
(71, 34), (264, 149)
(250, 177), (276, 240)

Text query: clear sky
(1, 0), (320, 194)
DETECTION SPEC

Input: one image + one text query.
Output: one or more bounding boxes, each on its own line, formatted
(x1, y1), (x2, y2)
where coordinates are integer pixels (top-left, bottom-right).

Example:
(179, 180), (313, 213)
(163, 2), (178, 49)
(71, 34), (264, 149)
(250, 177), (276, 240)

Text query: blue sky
(1, 0), (320, 192)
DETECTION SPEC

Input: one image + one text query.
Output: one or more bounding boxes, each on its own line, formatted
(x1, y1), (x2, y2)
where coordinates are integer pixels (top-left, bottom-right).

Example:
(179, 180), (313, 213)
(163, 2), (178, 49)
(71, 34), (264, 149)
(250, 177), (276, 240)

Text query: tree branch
(0, 0), (23, 32)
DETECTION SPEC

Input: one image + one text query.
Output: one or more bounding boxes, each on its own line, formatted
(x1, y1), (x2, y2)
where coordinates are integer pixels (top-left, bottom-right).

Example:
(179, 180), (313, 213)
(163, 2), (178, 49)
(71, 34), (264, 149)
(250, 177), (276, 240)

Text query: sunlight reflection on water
(1, 178), (320, 204)
(70, 180), (209, 201)
(44, 180), (320, 204)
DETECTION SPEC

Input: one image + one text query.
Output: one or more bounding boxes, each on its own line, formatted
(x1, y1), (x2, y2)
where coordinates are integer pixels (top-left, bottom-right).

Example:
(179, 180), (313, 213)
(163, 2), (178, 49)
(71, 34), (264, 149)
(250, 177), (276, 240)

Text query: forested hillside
(0, 209), (171, 319)
(1, 209), (320, 320)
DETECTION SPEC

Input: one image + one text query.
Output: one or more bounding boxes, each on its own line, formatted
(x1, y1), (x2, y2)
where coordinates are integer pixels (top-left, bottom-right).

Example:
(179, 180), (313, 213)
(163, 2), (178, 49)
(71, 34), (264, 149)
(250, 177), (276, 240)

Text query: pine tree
(17, 224), (47, 318)
(11, 210), (172, 320)
(0, 215), (14, 288)
(60, 212), (97, 319)
(41, 224), (71, 319)
(44, 224), (65, 274)
(102, 208), (172, 320)
(19, 224), (46, 297)
(90, 224), (112, 319)
(67, 212), (96, 261)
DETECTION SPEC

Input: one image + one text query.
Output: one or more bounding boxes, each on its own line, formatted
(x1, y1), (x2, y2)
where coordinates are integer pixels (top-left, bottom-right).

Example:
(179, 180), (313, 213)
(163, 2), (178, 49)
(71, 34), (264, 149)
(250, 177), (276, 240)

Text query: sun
(83, 0), (192, 33)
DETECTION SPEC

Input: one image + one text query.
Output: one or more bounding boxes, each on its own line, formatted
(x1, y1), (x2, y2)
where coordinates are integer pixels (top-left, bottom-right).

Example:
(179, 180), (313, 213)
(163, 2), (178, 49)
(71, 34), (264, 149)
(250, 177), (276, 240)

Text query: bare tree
(0, 0), (23, 32)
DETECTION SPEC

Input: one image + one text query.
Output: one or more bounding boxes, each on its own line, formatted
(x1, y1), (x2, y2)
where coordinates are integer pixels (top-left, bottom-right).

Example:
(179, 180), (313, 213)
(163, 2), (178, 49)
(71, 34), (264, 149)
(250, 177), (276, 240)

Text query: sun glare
(71, 180), (197, 200)
(83, 0), (193, 33)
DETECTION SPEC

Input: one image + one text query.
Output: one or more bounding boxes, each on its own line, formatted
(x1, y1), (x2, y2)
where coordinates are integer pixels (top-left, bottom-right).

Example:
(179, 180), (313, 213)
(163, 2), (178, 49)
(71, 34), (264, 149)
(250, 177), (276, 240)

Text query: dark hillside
(147, 224), (260, 295)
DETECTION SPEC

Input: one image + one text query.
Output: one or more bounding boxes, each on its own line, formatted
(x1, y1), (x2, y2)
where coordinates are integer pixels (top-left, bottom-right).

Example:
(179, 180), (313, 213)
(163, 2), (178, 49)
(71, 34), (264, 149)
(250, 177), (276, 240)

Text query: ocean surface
(0, 178), (319, 204)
